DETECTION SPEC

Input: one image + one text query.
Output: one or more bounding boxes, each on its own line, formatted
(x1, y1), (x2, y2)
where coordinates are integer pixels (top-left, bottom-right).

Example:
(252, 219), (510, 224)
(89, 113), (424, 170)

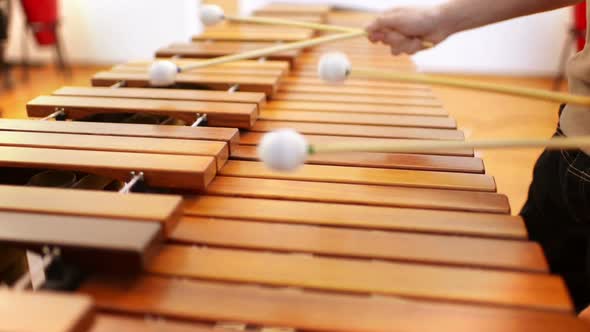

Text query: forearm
(440, 0), (583, 34)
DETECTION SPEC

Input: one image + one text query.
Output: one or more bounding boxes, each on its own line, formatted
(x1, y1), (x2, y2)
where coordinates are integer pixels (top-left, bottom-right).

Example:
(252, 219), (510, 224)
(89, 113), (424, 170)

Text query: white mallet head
(318, 52), (351, 83)
(149, 60), (178, 87)
(258, 129), (309, 172)
(200, 4), (225, 26)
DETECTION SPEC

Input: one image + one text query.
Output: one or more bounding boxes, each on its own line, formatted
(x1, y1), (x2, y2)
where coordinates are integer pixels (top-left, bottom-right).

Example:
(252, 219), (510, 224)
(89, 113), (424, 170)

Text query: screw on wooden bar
(12, 246), (60, 291)
(118, 171), (145, 194)
(214, 322), (247, 330)
(260, 328), (296, 332)
(191, 113), (208, 127)
(110, 80), (126, 89)
(227, 84), (240, 94)
(40, 107), (66, 121)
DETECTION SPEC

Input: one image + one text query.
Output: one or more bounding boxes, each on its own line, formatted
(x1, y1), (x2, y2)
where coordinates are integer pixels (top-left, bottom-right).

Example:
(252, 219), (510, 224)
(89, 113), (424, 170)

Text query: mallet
(199, 5), (434, 48)
(148, 31), (365, 87)
(199, 4), (359, 33)
(317, 52), (590, 106)
(258, 129), (590, 172)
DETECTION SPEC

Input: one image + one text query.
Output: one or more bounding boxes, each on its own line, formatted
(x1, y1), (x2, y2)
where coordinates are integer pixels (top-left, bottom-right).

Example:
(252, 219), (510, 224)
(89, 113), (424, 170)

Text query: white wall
(4, 0), (573, 75)
(245, 0), (572, 75)
(5, 0), (200, 64)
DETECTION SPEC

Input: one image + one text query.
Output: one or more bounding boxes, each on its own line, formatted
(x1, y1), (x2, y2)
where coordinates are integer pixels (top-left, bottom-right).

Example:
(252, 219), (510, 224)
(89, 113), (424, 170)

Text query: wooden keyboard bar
(184, 196), (526, 239)
(296, 57), (419, 69)
(239, 132), (474, 156)
(252, 13), (325, 23)
(206, 176), (507, 213)
(0, 146), (216, 191)
(295, 63), (416, 74)
(0, 211), (163, 272)
(282, 76), (432, 91)
(80, 275), (587, 332)
(193, 26), (314, 42)
(0, 119), (240, 148)
(265, 100), (447, 116)
(0, 290), (94, 332)
(156, 44), (298, 67)
(148, 245), (567, 311)
(220, 161), (495, 192)
(0, 131), (229, 170)
(91, 72), (279, 96)
(175, 41), (298, 56)
(280, 84), (436, 99)
(251, 120), (464, 140)
(112, 64), (284, 78)
(172, 217), (544, 272)
(27, 95), (258, 129)
(273, 92), (443, 108)
(0, 185), (182, 232)
(91, 314), (216, 332)
(131, 58), (290, 68)
(54, 87), (266, 108)
(232, 145), (484, 173)
(255, 4), (332, 15)
(259, 110), (456, 129)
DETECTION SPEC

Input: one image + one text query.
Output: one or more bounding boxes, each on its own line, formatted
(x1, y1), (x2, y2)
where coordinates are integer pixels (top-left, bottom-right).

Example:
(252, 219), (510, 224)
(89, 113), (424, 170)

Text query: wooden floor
(0, 65), (562, 212)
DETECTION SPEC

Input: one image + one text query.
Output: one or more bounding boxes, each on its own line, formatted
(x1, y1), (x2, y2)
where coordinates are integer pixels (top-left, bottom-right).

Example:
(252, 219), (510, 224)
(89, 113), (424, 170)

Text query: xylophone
(0, 3), (588, 332)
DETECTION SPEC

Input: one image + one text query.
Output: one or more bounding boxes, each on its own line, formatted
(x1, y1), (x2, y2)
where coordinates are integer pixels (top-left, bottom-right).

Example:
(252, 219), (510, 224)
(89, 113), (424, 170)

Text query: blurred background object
(554, 2), (587, 90)
(20, 0), (69, 80)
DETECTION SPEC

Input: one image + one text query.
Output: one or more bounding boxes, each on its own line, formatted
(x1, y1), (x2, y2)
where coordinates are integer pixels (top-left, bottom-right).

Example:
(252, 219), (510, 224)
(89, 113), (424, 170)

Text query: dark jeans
(521, 123), (590, 312)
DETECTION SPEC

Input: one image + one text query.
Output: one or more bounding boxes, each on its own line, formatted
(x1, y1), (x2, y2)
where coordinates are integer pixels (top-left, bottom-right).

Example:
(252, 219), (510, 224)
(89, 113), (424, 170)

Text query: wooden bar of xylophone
(0, 3), (587, 332)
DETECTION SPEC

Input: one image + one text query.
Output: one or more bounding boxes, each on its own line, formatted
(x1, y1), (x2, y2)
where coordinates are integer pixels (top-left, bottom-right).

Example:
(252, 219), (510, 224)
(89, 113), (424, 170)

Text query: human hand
(366, 6), (454, 55)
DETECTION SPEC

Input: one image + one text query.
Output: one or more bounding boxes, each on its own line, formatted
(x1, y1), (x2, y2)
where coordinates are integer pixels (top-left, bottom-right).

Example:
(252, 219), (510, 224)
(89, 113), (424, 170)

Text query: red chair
(19, 0), (68, 79)
(554, 3), (587, 90)
(574, 2), (587, 51)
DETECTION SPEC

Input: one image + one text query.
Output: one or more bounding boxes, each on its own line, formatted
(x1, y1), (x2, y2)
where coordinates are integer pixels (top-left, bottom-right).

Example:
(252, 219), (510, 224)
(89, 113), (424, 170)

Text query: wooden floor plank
(0, 185), (182, 231)
(239, 132), (474, 156)
(91, 72), (279, 96)
(265, 100), (446, 116)
(0, 211), (163, 272)
(0, 131), (229, 170)
(53, 86), (267, 107)
(272, 91), (443, 108)
(0, 146), (216, 191)
(183, 196), (526, 239)
(206, 176), (507, 213)
(251, 120), (464, 140)
(80, 275), (586, 332)
(0, 290), (94, 332)
(258, 110), (456, 129)
(27, 95), (258, 129)
(0, 119), (240, 147)
(219, 161), (496, 192)
(171, 217), (545, 272)
(232, 145), (482, 173)
(148, 245), (567, 311)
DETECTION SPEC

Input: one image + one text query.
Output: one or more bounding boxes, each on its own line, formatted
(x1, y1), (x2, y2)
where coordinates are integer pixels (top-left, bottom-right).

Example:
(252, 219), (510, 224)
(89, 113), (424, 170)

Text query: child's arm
(366, 0), (583, 55)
